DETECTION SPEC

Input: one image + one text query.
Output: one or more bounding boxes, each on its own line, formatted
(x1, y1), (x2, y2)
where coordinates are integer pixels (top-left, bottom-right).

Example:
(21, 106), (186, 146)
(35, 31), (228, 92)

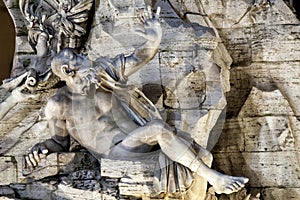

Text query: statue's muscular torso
(45, 86), (131, 156)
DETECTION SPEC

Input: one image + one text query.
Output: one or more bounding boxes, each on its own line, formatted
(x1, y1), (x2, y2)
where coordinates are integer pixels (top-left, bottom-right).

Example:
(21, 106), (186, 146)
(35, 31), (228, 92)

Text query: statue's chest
(70, 97), (98, 122)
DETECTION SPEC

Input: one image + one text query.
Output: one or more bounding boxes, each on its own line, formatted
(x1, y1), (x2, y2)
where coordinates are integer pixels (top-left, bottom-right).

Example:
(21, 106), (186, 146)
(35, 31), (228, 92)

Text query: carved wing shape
(67, 0), (93, 22)
(66, 0), (93, 36)
(39, 0), (60, 14)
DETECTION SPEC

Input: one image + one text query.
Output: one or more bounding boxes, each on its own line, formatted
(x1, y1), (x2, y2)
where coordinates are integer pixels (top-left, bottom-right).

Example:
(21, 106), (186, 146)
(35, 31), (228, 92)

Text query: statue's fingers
(138, 31), (153, 41)
(22, 155), (27, 169)
(39, 153), (46, 159)
(142, 10), (151, 24)
(33, 150), (40, 162)
(139, 14), (146, 24)
(135, 29), (147, 38)
(30, 143), (40, 154)
(39, 143), (49, 155)
(155, 7), (161, 19)
(147, 5), (153, 19)
(29, 153), (38, 167)
(143, 7), (149, 20)
(25, 155), (33, 168)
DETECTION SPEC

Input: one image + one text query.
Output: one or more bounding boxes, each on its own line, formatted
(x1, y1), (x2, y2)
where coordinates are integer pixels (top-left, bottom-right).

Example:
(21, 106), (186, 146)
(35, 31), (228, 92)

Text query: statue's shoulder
(45, 87), (72, 119)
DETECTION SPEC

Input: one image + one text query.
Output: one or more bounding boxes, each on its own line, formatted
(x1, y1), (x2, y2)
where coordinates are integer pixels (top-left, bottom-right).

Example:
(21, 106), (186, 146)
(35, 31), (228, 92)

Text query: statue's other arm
(123, 6), (162, 77)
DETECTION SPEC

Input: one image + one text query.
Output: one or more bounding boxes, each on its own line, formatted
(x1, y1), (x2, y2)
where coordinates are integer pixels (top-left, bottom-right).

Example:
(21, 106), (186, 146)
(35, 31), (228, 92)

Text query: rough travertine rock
(101, 158), (157, 199)
(209, 1), (300, 199)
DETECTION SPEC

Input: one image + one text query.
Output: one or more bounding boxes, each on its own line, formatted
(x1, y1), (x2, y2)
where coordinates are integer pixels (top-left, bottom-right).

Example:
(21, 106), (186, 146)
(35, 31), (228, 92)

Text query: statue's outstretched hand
(135, 6), (162, 45)
(23, 136), (69, 170)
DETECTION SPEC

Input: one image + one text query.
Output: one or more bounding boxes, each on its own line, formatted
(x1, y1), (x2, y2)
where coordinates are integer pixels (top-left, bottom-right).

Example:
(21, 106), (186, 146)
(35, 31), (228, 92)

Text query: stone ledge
(22, 152), (99, 181)
(101, 157), (158, 199)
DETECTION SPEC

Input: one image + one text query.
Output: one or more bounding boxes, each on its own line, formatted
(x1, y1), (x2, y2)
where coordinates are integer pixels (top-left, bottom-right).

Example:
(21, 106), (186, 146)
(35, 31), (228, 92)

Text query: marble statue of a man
(24, 7), (248, 195)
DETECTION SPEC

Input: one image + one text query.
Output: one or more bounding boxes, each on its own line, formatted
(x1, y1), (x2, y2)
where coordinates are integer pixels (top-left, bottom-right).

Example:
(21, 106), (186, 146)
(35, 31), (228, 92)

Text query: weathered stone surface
(101, 158), (158, 198)
(101, 158), (157, 179)
(22, 152), (99, 180)
(201, 0), (298, 28)
(15, 36), (34, 54)
(10, 182), (57, 199)
(53, 184), (102, 200)
(261, 187), (300, 200)
(0, 185), (15, 199)
(0, 157), (17, 186)
(101, 178), (119, 200)
(220, 25), (300, 66)
(213, 152), (300, 188)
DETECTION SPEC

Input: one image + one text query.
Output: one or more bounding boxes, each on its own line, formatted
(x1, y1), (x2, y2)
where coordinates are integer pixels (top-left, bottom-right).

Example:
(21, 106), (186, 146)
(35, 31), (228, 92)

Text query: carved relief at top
(16, 0), (93, 92)
(20, 0), (93, 54)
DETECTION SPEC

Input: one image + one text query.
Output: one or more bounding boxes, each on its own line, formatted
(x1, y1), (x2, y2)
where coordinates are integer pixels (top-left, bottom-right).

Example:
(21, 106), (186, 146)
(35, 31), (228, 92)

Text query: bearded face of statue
(51, 49), (96, 95)
(67, 67), (97, 95)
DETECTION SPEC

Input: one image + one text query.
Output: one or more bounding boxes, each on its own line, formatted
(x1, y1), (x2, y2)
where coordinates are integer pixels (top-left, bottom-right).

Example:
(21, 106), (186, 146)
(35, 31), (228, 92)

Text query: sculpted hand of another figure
(136, 6), (162, 45)
(121, 6), (162, 77)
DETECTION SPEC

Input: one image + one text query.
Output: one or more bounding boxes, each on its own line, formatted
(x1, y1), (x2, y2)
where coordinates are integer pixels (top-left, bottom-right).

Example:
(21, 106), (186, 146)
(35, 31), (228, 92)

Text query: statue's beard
(80, 84), (90, 95)
(77, 68), (97, 96)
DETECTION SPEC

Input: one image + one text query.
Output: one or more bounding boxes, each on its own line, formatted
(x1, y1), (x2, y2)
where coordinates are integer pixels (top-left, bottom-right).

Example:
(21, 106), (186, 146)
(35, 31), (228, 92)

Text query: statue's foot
(210, 174), (249, 194)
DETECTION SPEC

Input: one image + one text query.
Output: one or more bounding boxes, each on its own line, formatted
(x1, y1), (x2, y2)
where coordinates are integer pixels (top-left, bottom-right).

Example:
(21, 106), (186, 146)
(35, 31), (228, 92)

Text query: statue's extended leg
(110, 120), (248, 194)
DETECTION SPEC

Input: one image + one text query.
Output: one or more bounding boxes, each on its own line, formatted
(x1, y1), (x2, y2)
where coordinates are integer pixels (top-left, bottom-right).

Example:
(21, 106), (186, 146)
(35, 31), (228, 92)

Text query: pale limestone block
(261, 187), (300, 200)
(5, 121), (49, 156)
(15, 36), (34, 54)
(101, 158), (160, 198)
(22, 153), (59, 180)
(0, 121), (39, 156)
(0, 157), (17, 186)
(5, 8), (27, 36)
(200, 0), (298, 29)
(10, 182), (56, 199)
(1, 103), (41, 124)
(240, 117), (295, 152)
(0, 104), (42, 155)
(102, 194), (118, 200)
(213, 152), (300, 188)
(22, 153), (98, 180)
(239, 87), (292, 118)
(127, 54), (161, 89)
(101, 158), (157, 179)
(53, 184), (102, 200)
(211, 118), (245, 153)
(217, 27), (252, 65)
(0, 185), (15, 198)
(119, 181), (156, 198)
(251, 25), (300, 62)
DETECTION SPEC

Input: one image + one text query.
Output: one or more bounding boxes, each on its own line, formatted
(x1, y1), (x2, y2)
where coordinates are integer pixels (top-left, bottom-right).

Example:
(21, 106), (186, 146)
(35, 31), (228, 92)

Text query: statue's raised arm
(123, 6), (162, 77)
